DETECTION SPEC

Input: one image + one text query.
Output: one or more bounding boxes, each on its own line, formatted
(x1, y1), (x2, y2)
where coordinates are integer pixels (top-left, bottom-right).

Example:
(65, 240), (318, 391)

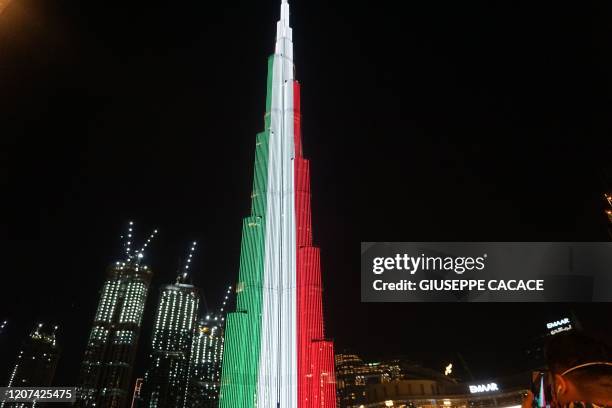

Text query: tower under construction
(142, 242), (200, 408)
(77, 222), (157, 408)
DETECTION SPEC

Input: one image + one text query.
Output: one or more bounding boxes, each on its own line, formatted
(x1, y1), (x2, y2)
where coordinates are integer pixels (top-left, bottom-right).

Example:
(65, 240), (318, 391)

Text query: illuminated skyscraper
(185, 315), (224, 408)
(78, 223), (157, 408)
(219, 1), (336, 406)
(1, 323), (61, 408)
(185, 286), (233, 408)
(142, 242), (200, 408)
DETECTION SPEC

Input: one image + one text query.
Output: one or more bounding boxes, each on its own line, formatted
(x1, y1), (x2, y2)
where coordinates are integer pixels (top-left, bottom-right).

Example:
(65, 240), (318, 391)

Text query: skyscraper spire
(280, 0), (290, 26)
(275, 0), (293, 64)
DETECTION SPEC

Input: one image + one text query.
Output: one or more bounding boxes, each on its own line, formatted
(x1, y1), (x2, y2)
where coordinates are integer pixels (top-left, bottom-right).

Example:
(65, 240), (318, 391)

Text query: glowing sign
(546, 318), (573, 335)
(469, 382), (499, 393)
(445, 363), (453, 376)
(546, 318), (570, 329)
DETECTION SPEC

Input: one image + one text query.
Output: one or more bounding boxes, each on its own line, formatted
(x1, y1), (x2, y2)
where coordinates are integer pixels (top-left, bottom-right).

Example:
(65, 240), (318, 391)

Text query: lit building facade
(219, 1), (336, 406)
(363, 373), (529, 408)
(335, 354), (402, 407)
(185, 314), (225, 408)
(78, 261), (152, 407)
(78, 224), (157, 408)
(2, 324), (61, 408)
(142, 275), (199, 408)
(185, 285), (232, 408)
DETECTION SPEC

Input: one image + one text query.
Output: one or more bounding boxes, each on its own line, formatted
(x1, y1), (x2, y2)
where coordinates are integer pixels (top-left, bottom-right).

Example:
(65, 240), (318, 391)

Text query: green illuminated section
(264, 55), (274, 129)
(219, 216), (265, 406)
(219, 56), (275, 407)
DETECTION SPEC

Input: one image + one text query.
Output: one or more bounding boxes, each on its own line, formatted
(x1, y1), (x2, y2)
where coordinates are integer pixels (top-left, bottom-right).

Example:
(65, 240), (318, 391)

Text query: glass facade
(335, 354), (402, 407)
(185, 314), (225, 408)
(142, 279), (199, 408)
(2, 324), (61, 408)
(78, 261), (152, 408)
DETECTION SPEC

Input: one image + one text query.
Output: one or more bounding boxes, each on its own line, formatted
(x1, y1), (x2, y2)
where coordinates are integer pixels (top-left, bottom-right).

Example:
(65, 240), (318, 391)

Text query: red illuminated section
(294, 81), (337, 408)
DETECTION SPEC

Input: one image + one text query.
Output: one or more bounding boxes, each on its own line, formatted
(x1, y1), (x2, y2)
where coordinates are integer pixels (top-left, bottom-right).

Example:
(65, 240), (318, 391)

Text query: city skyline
(2, 0), (612, 398)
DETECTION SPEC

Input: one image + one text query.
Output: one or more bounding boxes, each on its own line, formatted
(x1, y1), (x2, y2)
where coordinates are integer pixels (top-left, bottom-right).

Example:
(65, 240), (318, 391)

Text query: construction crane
(176, 241), (198, 284)
(118, 220), (158, 265)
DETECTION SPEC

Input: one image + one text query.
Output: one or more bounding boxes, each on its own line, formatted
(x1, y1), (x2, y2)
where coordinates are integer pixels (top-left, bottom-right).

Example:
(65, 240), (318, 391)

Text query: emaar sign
(469, 383), (499, 393)
(546, 318), (570, 329)
(546, 317), (573, 335)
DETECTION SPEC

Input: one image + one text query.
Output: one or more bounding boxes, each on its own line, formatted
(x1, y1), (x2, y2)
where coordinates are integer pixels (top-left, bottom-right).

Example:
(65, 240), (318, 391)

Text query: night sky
(1, 0), (612, 387)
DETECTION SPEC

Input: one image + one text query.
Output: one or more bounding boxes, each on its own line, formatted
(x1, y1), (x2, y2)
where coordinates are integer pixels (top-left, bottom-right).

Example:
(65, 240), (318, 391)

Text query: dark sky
(1, 0), (612, 386)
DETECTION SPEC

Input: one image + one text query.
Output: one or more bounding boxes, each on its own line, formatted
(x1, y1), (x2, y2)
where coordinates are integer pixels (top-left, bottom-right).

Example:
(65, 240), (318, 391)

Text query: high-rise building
(185, 286), (233, 408)
(185, 315), (224, 408)
(142, 243), (200, 408)
(219, 1), (336, 406)
(335, 354), (402, 407)
(1, 323), (61, 408)
(78, 223), (157, 408)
